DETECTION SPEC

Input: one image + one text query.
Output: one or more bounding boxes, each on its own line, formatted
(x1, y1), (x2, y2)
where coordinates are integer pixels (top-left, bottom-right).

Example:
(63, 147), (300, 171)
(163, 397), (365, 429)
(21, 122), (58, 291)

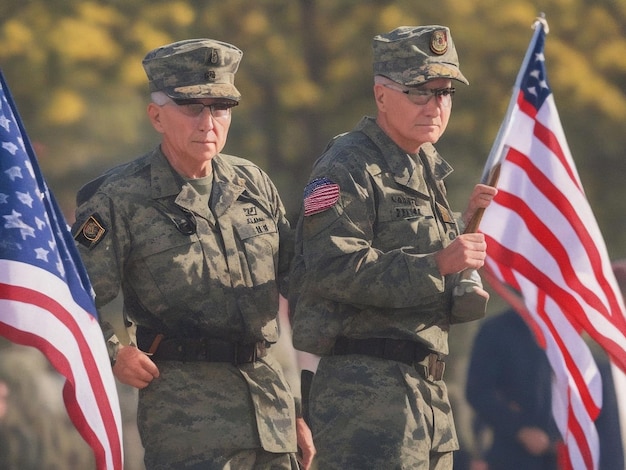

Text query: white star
(527, 86), (538, 97)
(530, 69), (541, 80)
(3, 209), (35, 240)
(57, 260), (65, 278)
(19, 226), (36, 240)
(2, 141), (18, 155)
(535, 52), (545, 62)
(35, 247), (49, 262)
(539, 79), (549, 90)
(0, 114), (10, 132)
(0, 193), (8, 204)
(3, 209), (24, 229)
(4, 166), (22, 181)
(35, 216), (46, 230)
(16, 191), (34, 208)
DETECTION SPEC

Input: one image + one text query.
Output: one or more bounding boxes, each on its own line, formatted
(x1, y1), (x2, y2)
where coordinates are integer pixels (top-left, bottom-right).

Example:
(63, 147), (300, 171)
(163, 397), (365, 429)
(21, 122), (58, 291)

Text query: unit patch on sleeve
(303, 177), (340, 216)
(74, 213), (107, 249)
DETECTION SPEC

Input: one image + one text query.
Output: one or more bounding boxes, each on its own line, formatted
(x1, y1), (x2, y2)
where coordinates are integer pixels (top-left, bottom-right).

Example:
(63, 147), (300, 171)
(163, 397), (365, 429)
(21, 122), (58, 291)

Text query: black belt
(331, 337), (445, 381)
(136, 328), (267, 364)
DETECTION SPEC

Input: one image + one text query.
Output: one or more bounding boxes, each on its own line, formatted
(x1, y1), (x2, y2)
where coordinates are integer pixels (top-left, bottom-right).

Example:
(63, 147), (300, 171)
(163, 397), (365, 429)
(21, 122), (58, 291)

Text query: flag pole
(479, 14), (550, 183)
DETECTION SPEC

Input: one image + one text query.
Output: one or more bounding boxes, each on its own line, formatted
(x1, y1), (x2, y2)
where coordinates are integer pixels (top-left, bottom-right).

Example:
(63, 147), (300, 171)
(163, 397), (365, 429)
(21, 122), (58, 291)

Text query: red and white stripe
(0, 260), (123, 470)
(479, 28), (626, 468)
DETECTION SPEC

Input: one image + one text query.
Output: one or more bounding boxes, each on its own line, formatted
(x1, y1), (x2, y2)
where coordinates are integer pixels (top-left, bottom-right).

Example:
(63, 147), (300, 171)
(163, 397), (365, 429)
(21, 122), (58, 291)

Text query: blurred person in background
(466, 290), (624, 470)
(465, 308), (562, 470)
(0, 342), (94, 469)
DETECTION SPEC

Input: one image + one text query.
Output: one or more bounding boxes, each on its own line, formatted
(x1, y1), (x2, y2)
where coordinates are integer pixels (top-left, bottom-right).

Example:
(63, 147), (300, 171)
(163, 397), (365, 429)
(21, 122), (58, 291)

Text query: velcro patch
(74, 213), (107, 249)
(303, 177), (340, 216)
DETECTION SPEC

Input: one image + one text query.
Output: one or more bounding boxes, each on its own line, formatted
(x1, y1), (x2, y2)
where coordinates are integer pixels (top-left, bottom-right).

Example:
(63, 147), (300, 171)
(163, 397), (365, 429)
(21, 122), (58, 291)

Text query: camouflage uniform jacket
(73, 146), (297, 455)
(291, 116), (462, 356)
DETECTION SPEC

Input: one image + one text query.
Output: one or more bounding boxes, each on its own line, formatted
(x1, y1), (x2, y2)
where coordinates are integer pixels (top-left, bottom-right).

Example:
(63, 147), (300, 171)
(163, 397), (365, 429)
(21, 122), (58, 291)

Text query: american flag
(0, 70), (123, 469)
(303, 177), (340, 216)
(478, 18), (626, 469)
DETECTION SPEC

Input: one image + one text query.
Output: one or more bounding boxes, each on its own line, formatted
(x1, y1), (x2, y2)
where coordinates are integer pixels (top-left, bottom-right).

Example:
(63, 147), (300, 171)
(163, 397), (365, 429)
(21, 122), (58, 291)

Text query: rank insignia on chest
(436, 202), (454, 224)
(74, 213), (107, 249)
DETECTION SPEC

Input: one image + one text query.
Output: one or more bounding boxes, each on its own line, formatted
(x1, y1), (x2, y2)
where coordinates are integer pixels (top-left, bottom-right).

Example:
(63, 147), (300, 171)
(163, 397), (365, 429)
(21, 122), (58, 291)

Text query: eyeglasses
(170, 99), (237, 118)
(382, 83), (455, 107)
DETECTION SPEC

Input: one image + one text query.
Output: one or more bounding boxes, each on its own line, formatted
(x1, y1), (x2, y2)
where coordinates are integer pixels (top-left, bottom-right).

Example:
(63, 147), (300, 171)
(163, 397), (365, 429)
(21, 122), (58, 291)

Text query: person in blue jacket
(466, 308), (561, 469)
(466, 306), (624, 470)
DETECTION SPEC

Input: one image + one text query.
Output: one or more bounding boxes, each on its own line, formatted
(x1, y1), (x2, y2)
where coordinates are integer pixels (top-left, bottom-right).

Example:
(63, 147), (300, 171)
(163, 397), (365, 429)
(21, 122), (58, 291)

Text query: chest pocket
(374, 193), (444, 253)
(231, 209), (280, 286)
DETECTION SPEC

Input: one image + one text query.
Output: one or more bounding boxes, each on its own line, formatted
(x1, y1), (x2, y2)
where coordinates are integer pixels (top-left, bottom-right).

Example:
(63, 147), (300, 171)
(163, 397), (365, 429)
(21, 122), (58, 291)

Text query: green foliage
(1, 0), (625, 255)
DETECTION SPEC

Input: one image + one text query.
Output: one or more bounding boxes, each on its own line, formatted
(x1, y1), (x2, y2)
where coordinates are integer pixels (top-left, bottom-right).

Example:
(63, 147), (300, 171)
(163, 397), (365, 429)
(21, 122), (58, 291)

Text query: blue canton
(0, 71), (96, 314)
(519, 29), (551, 110)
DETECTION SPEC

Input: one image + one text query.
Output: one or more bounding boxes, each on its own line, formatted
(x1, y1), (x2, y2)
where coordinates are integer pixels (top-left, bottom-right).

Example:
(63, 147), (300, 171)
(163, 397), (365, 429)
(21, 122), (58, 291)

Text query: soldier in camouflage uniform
(289, 26), (497, 469)
(72, 39), (314, 470)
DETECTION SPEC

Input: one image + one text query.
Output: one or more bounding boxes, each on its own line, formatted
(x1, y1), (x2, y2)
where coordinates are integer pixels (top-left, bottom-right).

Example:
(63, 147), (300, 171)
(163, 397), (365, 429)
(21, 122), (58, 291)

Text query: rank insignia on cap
(74, 214), (107, 249)
(303, 177), (340, 216)
(208, 48), (219, 64)
(430, 30), (448, 55)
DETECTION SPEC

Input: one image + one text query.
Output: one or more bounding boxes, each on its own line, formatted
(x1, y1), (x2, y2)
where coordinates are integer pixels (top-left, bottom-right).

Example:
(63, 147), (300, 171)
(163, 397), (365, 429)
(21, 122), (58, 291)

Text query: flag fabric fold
(479, 18), (626, 470)
(0, 70), (123, 470)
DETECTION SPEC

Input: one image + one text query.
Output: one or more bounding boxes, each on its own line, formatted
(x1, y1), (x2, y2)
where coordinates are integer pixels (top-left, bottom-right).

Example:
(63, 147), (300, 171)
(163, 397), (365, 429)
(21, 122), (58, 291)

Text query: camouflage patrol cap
(142, 38), (242, 102)
(373, 25), (468, 86)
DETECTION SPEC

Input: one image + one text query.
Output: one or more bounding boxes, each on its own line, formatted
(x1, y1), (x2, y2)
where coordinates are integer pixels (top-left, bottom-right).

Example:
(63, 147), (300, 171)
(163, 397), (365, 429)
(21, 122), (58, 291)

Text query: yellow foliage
(279, 79), (322, 108)
(596, 40), (626, 73)
(494, 2), (538, 27)
(550, 40), (626, 119)
(242, 10), (269, 36)
(143, 2), (195, 27)
(0, 20), (35, 58)
(77, 2), (123, 27)
(327, 58), (361, 83)
(50, 18), (120, 63)
(128, 21), (173, 53)
(119, 55), (150, 88)
(43, 89), (86, 125)
(378, 6), (418, 32)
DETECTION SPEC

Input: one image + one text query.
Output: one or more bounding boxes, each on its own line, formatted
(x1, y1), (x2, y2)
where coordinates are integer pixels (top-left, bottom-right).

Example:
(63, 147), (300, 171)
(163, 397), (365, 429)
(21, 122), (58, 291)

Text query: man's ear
(147, 102), (165, 133)
(373, 84), (387, 112)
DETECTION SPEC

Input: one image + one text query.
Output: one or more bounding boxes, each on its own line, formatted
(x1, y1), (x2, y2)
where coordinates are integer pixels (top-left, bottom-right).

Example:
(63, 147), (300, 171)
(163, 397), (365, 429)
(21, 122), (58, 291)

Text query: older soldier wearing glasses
(289, 25), (496, 469)
(72, 38), (314, 470)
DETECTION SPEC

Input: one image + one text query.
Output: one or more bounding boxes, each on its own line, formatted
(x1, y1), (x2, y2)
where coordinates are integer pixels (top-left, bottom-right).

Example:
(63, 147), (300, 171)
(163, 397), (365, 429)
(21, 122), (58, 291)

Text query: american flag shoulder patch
(303, 177), (340, 216)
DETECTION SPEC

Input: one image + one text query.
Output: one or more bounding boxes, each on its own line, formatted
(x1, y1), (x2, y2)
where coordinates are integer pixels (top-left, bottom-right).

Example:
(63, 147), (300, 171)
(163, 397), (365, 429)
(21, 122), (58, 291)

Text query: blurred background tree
(1, 0), (625, 468)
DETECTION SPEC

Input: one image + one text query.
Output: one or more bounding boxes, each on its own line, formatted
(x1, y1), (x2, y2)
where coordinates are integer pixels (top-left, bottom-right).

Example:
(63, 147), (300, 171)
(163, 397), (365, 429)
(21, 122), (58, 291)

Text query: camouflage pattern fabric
(372, 25), (469, 87)
(290, 116), (462, 465)
(310, 355), (456, 469)
(73, 147), (297, 467)
(292, 116), (460, 356)
(142, 38), (243, 102)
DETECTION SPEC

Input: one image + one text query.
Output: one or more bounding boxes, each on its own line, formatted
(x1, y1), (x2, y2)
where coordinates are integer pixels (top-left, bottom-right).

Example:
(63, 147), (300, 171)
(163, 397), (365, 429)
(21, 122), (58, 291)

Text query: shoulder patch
(303, 177), (340, 216)
(74, 213), (107, 249)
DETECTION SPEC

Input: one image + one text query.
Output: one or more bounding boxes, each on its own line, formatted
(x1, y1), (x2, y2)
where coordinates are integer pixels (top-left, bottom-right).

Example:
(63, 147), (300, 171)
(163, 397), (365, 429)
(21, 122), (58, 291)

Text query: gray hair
(374, 75), (399, 86)
(151, 91), (172, 106)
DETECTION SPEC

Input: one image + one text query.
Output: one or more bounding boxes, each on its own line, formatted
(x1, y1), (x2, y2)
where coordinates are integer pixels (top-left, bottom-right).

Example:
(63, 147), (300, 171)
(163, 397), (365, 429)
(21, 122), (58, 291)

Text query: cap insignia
(208, 48), (219, 64)
(430, 30), (448, 55)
